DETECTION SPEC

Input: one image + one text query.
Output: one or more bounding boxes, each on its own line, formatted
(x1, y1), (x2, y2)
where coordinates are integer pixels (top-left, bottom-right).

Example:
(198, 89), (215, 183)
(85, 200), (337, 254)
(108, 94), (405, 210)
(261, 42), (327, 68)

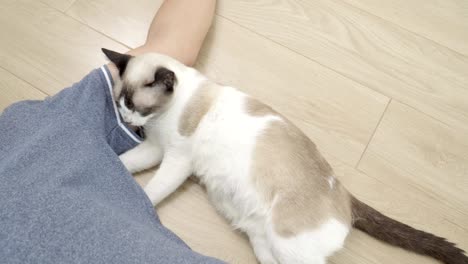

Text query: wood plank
(342, 0), (468, 55)
(67, 0), (163, 48)
(0, 67), (47, 111)
(0, 0), (128, 95)
(358, 101), (468, 230)
(217, 0), (468, 131)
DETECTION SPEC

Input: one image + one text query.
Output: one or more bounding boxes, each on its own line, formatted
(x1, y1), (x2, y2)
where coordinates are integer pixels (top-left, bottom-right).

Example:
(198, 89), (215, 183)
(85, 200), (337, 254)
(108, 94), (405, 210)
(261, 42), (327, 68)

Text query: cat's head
(102, 48), (180, 126)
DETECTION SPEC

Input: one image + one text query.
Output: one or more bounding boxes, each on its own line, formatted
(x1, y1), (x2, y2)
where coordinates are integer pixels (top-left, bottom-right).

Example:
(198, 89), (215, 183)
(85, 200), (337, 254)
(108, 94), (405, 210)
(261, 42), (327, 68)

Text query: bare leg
(109, 0), (216, 80)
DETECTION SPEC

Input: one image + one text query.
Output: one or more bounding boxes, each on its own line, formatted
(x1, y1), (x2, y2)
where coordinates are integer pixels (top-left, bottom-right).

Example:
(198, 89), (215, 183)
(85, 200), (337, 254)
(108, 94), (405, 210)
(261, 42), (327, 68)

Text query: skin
(108, 0), (216, 82)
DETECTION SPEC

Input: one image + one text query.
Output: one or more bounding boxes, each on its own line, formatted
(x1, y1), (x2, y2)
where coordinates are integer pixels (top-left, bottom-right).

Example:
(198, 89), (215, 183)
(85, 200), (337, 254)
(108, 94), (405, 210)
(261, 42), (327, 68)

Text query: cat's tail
(350, 196), (468, 264)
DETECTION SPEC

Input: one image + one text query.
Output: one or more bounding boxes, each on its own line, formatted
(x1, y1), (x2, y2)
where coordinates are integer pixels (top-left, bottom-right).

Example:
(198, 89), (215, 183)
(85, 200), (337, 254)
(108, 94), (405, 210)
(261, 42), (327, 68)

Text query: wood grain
(359, 101), (468, 216)
(0, 67), (47, 111)
(67, 0), (163, 48)
(217, 0), (468, 131)
(0, 0), (127, 95)
(342, 0), (468, 55)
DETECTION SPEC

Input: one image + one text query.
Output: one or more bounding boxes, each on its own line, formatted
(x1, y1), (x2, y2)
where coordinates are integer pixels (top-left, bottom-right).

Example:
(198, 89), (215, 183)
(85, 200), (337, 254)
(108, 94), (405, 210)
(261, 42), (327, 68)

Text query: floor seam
(0, 65), (50, 96)
(216, 13), (392, 102)
(216, 13), (467, 133)
(355, 98), (392, 168)
(40, 0), (133, 50)
(335, 0), (468, 58)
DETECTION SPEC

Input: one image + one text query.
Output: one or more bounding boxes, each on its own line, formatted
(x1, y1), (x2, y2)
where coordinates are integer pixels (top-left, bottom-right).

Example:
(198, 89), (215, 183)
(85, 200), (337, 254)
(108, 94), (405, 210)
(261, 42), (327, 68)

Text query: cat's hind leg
(267, 218), (349, 264)
(247, 232), (278, 264)
(119, 140), (163, 173)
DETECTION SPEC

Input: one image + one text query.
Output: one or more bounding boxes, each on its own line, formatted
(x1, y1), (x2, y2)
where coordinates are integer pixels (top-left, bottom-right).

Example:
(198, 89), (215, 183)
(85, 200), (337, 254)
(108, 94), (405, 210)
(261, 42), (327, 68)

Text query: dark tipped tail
(351, 196), (468, 264)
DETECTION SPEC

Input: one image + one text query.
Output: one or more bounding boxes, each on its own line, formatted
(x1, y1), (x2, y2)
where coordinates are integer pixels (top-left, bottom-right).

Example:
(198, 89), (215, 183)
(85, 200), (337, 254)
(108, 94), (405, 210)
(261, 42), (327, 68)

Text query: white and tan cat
(102, 48), (468, 264)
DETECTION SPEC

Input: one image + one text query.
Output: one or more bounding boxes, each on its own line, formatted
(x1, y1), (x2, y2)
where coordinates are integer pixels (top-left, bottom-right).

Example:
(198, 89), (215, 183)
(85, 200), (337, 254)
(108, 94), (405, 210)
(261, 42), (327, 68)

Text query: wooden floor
(1, 0), (467, 263)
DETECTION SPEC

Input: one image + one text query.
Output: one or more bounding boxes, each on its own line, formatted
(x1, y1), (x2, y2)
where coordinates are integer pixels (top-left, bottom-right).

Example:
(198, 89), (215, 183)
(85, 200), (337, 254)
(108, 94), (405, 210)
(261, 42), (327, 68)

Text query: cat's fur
(102, 48), (468, 264)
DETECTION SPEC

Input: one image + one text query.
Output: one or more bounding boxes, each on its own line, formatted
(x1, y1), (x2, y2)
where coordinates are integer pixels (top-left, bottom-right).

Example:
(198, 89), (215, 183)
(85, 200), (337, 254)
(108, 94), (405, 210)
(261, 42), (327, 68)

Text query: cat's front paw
(119, 153), (138, 173)
(143, 187), (161, 206)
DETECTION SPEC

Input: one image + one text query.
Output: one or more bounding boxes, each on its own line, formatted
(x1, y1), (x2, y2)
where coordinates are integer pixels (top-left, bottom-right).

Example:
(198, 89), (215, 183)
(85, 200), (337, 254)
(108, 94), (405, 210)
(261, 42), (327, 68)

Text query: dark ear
(101, 48), (132, 77)
(155, 67), (176, 93)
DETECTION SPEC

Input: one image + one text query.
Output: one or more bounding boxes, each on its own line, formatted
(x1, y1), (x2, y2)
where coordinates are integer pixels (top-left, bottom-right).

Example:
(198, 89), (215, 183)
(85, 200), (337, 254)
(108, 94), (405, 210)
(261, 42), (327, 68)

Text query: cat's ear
(101, 48), (132, 77)
(155, 67), (176, 93)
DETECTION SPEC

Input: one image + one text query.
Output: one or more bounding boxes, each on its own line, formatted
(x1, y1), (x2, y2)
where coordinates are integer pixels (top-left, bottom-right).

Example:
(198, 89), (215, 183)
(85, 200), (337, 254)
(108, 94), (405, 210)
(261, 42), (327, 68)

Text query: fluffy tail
(351, 196), (468, 264)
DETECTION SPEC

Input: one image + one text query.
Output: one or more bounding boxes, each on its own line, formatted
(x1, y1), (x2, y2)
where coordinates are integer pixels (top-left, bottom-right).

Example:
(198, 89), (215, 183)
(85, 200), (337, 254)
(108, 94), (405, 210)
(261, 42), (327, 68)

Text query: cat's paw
(143, 188), (160, 206)
(119, 153), (137, 173)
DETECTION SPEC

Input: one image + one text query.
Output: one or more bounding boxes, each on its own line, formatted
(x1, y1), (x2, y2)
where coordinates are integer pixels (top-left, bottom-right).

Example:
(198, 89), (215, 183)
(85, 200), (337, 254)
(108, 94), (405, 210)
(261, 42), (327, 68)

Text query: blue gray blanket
(0, 66), (222, 264)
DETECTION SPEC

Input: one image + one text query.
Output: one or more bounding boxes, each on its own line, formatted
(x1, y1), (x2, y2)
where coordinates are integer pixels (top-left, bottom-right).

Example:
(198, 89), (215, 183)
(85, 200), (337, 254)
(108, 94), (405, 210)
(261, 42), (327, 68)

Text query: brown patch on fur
(178, 81), (220, 136)
(352, 196), (468, 264)
(248, 98), (352, 237)
(245, 97), (276, 116)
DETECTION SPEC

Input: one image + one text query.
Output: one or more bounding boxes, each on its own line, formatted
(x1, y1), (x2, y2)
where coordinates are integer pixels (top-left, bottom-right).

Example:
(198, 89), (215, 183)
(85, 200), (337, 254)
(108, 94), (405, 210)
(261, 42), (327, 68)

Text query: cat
(102, 48), (468, 264)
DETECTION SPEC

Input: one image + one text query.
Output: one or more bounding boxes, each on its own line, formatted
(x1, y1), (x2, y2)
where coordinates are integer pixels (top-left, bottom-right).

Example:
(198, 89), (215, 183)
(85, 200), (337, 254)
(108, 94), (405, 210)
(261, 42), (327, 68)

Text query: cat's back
(177, 79), (278, 143)
(179, 82), (351, 231)
(178, 83), (281, 227)
(182, 83), (280, 176)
